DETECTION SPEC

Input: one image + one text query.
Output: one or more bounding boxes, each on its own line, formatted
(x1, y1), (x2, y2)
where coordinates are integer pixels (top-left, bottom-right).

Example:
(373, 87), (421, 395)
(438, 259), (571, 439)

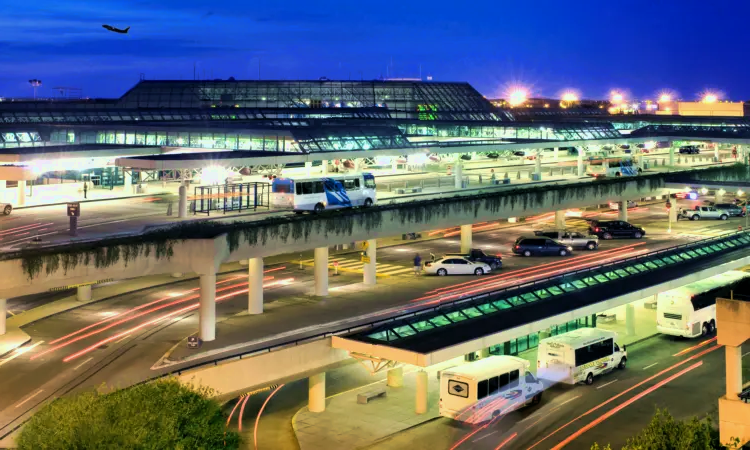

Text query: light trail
(0, 222), (53, 237)
(550, 362), (703, 449)
(237, 395), (252, 432)
(61, 278), (294, 362)
(494, 433), (518, 450)
(254, 384), (284, 449)
(526, 343), (721, 450)
(672, 336), (716, 357)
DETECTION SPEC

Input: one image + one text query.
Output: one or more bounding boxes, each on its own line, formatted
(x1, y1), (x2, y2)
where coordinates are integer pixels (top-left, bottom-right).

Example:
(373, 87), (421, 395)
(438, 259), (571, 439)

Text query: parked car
(0, 203), (11, 215)
(679, 146), (700, 154)
(589, 220), (646, 239)
(512, 237), (573, 257)
(444, 249), (502, 270)
(534, 230), (599, 250)
(424, 256), (491, 276)
(714, 203), (745, 217)
(679, 205), (729, 221)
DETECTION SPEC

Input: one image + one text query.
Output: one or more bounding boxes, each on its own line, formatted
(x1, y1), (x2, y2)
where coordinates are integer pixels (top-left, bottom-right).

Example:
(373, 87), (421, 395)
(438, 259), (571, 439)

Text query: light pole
(28, 79), (42, 99)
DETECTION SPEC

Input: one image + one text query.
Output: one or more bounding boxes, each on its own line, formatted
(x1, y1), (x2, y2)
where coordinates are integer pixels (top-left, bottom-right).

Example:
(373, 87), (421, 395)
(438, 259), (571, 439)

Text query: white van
(439, 355), (543, 424)
(537, 328), (627, 385)
(657, 271), (749, 338)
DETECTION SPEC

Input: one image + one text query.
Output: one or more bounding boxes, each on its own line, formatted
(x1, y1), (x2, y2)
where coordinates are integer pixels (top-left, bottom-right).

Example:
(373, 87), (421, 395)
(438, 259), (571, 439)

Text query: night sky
(1, 0), (747, 100)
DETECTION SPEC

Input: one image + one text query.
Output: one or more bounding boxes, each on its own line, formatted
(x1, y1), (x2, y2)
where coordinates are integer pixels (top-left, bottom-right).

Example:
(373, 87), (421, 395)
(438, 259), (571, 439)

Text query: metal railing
(159, 229), (749, 379)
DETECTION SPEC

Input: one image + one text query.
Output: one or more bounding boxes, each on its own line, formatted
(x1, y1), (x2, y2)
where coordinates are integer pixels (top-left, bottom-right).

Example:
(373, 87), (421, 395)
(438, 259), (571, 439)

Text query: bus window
(312, 181), (325, 193)
(488, 376), (499, 395)
(499, 372), (509, 388)
(296, 182), (312, 195)
(272, 180), (292, 193)
(364, 177), (376, 189)
(509, 369), (519, 388)
(478, 379), (489, 400)
(343, 179), (360, 190)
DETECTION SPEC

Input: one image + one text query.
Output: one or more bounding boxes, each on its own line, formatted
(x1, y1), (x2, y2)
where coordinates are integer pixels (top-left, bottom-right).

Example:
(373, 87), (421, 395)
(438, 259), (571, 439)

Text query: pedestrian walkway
(293, 363), (452, 450)
(296, 256), (414, 278)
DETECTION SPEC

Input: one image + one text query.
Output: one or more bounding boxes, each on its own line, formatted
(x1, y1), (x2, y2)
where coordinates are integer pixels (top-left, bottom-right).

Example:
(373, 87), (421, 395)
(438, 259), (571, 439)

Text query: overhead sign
(67, 202), (80, 217)
(187, 336), (202, 349)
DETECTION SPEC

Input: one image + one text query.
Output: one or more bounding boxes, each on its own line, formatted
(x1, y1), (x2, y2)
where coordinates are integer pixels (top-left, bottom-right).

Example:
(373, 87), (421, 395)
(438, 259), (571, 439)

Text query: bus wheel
(615, 172), (621, 177)
(702, 323), (709, 336)
(363, 198), (373, 208)
(314, 203), (325, 213)
(709, 320), (716, 333)
(492, 410), (501, 418)
(585, 373), (594, 385)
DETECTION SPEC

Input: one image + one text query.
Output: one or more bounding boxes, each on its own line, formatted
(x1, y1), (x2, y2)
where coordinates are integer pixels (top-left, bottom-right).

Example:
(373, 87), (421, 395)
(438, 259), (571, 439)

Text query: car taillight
(425, 262), (431, 267)
(595, 227), (600, 232)
(515, 245), (520, 249)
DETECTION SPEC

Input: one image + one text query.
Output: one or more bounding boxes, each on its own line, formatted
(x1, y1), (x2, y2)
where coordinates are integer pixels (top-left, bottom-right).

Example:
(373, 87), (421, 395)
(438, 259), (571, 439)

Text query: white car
(424, 256), (491, 276)
(679, 206), (729, 221)
(0, 203), (11, 215)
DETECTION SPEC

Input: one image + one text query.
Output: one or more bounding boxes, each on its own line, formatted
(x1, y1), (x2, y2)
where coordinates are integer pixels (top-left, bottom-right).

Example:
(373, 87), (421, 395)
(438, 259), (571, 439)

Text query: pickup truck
(534, 230), (599, 250)
(444, 249), (502, 270)
(679, 206), (729, 221)
(0, 203), (11, 215)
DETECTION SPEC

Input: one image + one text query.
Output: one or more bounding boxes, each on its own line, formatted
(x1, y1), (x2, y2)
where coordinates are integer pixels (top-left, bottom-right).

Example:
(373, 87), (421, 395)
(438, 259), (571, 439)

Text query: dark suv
(679, 146), (700, 154)
(444, 249), (502, 270)
(589, 220), (646, 240)
(512, 237), (573, 257)
(714, 203), (745, 217)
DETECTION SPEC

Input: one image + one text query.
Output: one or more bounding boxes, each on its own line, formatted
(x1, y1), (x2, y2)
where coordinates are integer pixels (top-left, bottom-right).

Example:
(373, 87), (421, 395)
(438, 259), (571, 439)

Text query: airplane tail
(124, 26), (130, 33)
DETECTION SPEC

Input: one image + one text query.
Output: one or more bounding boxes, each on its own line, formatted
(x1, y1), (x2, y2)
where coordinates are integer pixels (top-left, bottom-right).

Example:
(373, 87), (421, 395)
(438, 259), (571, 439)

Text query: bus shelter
(193, 182), (270, 216)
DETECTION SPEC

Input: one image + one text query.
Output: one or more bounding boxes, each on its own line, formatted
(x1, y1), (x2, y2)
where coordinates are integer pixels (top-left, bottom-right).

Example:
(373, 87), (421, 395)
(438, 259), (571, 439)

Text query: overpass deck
(333, 230), (750, 362)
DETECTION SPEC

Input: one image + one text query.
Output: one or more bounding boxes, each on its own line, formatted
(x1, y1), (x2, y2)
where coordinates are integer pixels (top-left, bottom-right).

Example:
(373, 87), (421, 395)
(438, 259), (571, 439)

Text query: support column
(625, 303), (636, 336)
(247, 257), (263, 315)
(460, 224), (472, 253)
(387, 367), (403, 388)
(305, 161), (313, 176)
(669, 146), (675, 166)
(178, 184), (188, 218)
(714, 144), (720, 163)
(199, 273), (216, 342)
(16, 180), (26, 206)
(0, 299), (5, 336)
(354, 158), (362, 173)
(725, 345), (742, 401)
(554, 147), (559, 161)
(309, 372), (326, 413)
(321, 160), (328, 175)
(77, 285), (92, 302)
(577, 148), (585, 177)
(619, 201), (629, 222)
(479, 347), (491, 359)
(391, 158), (398, 173)
(314, 247), (329, 296)
(415, 370), (428, 414)
(716, 189), (725, 203)
(363, 239), (377, 285)
(124, 170), (133, 194)
(534, 150), (542, 179)
(454, 160), (463, 189)
(555, 210), (566, 230)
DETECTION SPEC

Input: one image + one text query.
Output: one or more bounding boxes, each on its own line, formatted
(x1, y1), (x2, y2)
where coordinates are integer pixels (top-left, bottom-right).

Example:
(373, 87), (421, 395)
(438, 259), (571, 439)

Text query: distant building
(656, 101), (744, 117)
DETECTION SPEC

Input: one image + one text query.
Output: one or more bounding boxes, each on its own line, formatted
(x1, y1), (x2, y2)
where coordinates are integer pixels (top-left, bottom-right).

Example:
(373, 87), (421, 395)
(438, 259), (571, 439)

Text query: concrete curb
(623, 333), (660, 348)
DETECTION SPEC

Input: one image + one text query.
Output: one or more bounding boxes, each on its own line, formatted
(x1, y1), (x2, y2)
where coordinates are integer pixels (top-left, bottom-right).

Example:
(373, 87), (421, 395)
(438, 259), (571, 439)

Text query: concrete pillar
(625, 303), (636, 336)
(172, 272), (183, 278)
(577, 148), (585, 177)
(534, 151), (542, 178)
(199, 274), (216, 342)
(0, 299), (5, 336)
(415, 370), (428, 414)
(716, 190), (725, 203)
(480, 347), (491, 358)
(454, 160), (463, 189)
(77, 285), (92, 302)
(314, 246), (329, 296)
(387, 367), (403, 388)
(124, 170), (132, 194)
(392, 158), (398, 173)
(619, 201), (629, 222)
(305, 161), (313, 176)
(363, 239), (377, 286)
(178, 184), (187, 218)
(459, 224), (473, 253)
(309, 372), (326, 413)
(554, 147), (559, 161)
(247, 257), (263, 315)
(555, 210), (566, 230)
(725, 345), (742, 400)
(669, 147), (675, 166)
(321, 160), (328, 175)
(16, 180), (26, 206)
(354, 158), (362, 173)
(714, 145), (720, 162)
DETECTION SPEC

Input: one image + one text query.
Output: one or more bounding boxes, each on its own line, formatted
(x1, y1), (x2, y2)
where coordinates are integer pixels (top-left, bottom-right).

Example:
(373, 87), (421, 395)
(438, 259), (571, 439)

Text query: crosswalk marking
(299, 257), (413, 277)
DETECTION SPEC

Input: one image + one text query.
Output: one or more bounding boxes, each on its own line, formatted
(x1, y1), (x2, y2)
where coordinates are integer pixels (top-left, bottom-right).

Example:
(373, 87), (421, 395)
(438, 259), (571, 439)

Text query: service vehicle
(657, 271), (750, 338)
(537, 328), (627, 385)
(533, 230), (598, 250)
(439, 356), (543, 423)
(678, 205), (730, 221)
(271, 173), (376, 213)
(586, 157), (642, 177)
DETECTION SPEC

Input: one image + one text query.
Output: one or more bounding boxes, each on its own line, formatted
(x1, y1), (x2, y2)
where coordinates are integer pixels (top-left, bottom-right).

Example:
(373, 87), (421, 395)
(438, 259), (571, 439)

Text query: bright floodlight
(202, 166), (229, 185)
(611, 92), (624, 103)
(738, 189), (745, 196)
(508, 88), (528, 106)
(703, 93), (718, 103)
(659, 94), (671, 102)
(701, 188), (708, 195)
(561, 92), (578, 102)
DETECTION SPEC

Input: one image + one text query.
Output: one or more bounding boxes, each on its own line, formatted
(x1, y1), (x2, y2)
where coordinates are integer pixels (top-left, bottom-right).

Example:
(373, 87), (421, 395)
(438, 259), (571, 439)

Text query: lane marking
(495, 433), (518, 450)
(472, 430), (498, 443)
(15, 389), (44, 408)
(596, 379), (618, 390)
(114, 334), (131, 344)
(73, 357), (94, 371)
(642, 362), (659, 370)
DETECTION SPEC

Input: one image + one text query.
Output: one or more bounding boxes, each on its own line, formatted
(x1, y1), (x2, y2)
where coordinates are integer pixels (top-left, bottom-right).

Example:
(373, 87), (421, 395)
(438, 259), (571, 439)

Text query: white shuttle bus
(586, 157), (642, 178)
(439, 355), (544, 424)
(657, 270), (750, 338)
(271, 173), (377, 213)
(537, 328), (627, 386)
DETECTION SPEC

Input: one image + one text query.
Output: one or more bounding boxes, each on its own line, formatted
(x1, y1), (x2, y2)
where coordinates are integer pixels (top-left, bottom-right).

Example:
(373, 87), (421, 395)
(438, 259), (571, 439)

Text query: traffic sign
(187, 336), (202, 349)
(361, 241), (369, 251)
(67, 202), (80, 217)
(361, 256), (371, 264)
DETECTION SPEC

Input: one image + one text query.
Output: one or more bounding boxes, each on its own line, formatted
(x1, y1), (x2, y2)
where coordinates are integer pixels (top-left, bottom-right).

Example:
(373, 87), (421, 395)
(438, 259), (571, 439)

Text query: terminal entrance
(193, 182), (270, 216)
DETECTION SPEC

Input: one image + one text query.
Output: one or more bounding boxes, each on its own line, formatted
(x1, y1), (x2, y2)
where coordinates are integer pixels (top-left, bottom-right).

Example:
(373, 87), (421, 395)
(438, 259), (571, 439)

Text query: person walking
(413, 254), (422, 276)
(83, 182), (88, 199)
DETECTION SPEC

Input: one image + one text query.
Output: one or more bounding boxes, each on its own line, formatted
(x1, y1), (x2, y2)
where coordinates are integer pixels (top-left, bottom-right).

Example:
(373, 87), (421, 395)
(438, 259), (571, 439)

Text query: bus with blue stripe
(586, 157), (642, 178)
(271, 173), (377, 213)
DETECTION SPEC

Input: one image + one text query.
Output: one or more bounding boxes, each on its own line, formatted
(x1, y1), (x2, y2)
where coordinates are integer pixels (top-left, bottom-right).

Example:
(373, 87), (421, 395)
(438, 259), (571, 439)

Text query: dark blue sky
(1, 0), (747, 100)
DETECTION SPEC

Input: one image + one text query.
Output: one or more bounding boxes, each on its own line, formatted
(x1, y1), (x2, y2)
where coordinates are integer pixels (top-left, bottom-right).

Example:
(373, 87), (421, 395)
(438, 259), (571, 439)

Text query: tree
(17, 378), (240, 450)
(591, 409), (733, 450)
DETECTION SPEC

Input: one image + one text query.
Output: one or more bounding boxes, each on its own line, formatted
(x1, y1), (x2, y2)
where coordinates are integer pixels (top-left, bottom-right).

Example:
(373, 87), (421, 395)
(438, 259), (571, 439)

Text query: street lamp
(659, 94), (671, 103)
(28, 79), (42, 99)
(703, 93), (718, 103)
(508, 88), (528, 107)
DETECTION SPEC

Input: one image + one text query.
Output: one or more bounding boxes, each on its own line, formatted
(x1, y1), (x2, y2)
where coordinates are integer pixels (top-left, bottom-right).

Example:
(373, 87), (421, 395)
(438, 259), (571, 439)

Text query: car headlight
(567, 246), (573, 251)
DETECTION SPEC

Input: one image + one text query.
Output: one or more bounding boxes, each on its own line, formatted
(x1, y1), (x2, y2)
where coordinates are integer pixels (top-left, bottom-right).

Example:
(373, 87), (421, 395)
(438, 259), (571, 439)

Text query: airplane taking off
(102, 25), (130, 34)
